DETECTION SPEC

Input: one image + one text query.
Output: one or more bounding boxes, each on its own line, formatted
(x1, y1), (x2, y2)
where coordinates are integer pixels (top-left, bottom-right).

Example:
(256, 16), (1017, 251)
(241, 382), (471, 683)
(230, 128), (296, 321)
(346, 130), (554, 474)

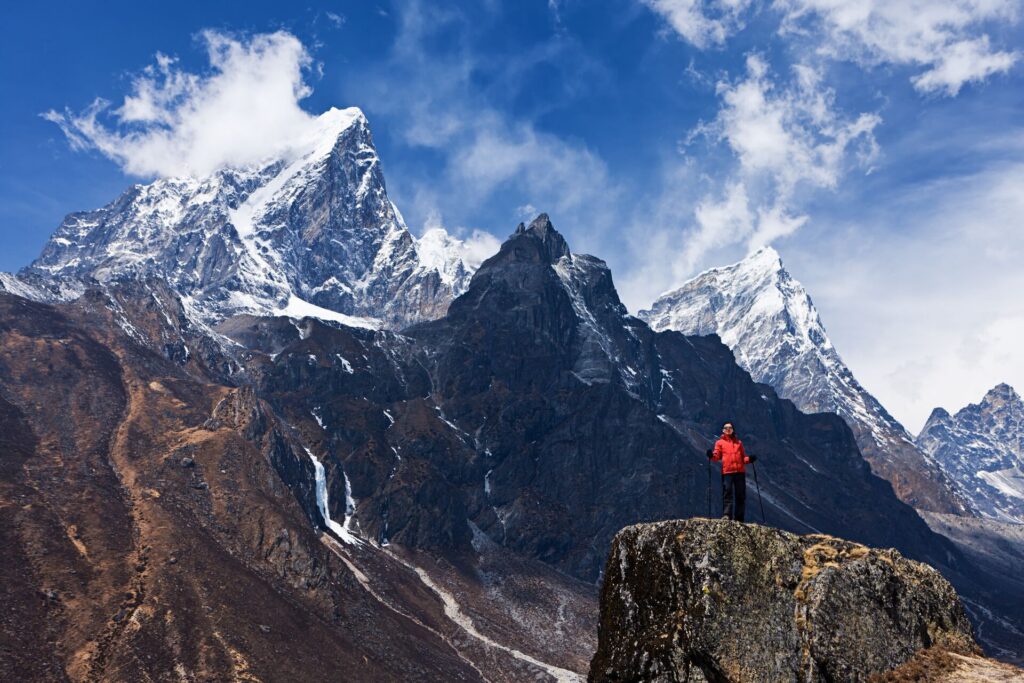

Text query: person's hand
(706, 449), (713, 459)
(748, 454), (758, 463)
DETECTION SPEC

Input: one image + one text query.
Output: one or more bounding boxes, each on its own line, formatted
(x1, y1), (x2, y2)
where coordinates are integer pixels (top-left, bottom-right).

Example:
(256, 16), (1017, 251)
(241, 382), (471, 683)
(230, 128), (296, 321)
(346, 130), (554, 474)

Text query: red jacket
(712, 434), (750, 474)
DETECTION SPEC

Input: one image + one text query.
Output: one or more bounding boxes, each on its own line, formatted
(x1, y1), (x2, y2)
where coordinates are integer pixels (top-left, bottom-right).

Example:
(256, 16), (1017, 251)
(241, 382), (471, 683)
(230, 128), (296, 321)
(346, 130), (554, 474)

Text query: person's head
(722, 422), (735, 437)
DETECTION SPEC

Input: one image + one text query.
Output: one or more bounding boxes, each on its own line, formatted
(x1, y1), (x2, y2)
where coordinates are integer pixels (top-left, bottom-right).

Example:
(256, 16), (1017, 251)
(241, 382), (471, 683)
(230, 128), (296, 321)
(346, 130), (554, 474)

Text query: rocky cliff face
(640, 248), (966, 515)
(918, 384), (1024, 523)
(8, 108), (478, 330)
(589, 519), (979, 683)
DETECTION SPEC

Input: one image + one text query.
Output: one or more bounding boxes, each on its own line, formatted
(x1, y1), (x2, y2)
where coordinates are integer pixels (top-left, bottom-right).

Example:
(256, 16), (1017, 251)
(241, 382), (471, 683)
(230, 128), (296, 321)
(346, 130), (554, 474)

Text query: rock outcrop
(589, 519), (979, 682)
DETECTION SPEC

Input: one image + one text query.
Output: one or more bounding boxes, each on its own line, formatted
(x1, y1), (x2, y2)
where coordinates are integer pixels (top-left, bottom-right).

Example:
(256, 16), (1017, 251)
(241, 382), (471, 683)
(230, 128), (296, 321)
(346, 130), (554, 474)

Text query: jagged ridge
(918, 383), (1024, 522)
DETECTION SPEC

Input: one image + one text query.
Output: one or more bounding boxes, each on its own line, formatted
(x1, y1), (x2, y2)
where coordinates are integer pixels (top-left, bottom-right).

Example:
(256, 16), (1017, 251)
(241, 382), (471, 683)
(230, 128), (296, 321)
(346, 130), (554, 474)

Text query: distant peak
(511, 213), (570, 263)
(650, 245), (790, 306)
(294, 107), (368, 161)
(983, 383), (1020, 403)
(528, 213), (553, 231)
(740, 245), (784, 272)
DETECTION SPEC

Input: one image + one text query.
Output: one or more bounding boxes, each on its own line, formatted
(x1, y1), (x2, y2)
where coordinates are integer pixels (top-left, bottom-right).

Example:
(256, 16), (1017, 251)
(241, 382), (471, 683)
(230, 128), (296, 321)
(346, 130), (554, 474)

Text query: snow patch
(277, 295), (380, 329)
(305, 446), (361, 545)
(978, 468), (1024, 501)
(335, 354), (354, 373)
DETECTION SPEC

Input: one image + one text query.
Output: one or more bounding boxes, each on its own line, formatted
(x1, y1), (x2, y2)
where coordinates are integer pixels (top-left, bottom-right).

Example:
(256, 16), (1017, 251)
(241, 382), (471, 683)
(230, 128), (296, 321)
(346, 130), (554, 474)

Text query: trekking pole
(751, 460), (766, 524)
(705, 449), (712, 518)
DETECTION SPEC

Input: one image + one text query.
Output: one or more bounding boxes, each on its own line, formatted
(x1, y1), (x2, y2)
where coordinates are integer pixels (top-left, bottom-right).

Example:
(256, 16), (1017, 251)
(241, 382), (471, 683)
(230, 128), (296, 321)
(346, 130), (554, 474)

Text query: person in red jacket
(707, 422), (757, 521)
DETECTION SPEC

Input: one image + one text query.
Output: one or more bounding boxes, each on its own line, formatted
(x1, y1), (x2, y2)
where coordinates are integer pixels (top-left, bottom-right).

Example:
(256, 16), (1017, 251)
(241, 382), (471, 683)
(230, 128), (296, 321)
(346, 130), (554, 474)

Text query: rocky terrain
(874, 649), (1024, 682)
(918, 383), (1024, 522)
(0, 288), (596, 682)
(640, 248), (966, 515)
(3, 217), (1023, 679)
(588, 518), (1013, 682)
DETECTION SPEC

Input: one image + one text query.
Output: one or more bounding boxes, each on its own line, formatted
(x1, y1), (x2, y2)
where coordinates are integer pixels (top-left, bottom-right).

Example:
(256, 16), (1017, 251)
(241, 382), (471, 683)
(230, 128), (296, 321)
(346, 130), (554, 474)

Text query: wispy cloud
(41, 30), (322, 177)
(640, 0), (754, 49)
(705, 57), (880, 194)
(673, 55), (880, 273)
(643, 0), (1020, 95)
(777, 0), (1020, 96)
(627, 0), (1018, 303)
(350, 0), (621, 252)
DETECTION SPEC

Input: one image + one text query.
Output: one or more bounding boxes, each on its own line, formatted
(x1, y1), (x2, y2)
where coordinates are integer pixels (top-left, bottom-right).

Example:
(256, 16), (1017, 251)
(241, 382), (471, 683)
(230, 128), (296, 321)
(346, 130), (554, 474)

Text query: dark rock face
(231, 216), (1020, 658)
(0, 295), (473, 681)
(589, 519), (977, 683)
(401, 216), (961, 582)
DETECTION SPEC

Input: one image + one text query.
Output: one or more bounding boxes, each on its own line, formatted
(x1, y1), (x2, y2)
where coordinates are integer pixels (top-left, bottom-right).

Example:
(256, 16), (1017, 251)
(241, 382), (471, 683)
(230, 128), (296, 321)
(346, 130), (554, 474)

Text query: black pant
(722, 472), (746, 522)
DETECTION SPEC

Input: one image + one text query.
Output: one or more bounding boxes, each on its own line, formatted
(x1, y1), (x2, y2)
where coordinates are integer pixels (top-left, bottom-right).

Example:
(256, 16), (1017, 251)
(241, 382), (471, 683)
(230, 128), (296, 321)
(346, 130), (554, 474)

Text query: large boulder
(589, 519), (978, 682)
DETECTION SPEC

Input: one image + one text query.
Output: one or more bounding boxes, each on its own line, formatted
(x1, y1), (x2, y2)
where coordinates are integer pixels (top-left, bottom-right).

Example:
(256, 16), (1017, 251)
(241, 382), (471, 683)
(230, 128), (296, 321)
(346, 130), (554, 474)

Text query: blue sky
(2, 0), (1023, 429)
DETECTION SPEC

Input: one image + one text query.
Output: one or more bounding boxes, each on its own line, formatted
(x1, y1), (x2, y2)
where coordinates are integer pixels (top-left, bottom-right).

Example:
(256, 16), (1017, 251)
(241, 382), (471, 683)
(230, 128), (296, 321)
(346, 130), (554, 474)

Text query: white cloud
(909, 36), (1018, 95)
(749, 204), (807, 249)
(461, 230), (504, 268)
(449, 117), (614, 216)
(615, 160), (706, 309)
(616, 54), (879, 308)
(641, 0), (754, 48)
(417, 209), (501, 272)
(41, 30), (322, 177)
(684, 181), (753, 270)
(644, 0), (1020, 95)
(517, 203), (540, 219)
(709, 55), (881, 193)
(778, 0), (1020, 96)
(678, 54), (879, 269)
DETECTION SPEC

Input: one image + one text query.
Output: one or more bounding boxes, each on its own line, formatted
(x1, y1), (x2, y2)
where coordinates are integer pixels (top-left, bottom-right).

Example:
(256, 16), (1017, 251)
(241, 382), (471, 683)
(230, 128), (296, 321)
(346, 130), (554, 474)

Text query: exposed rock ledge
(588, 519), (983, 682)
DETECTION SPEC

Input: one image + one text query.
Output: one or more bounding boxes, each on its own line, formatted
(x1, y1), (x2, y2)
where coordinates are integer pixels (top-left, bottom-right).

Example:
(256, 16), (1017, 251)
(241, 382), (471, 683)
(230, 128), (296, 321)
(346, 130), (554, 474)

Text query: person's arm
(741, 442), (751, 464)
(712, 440), (722, 461)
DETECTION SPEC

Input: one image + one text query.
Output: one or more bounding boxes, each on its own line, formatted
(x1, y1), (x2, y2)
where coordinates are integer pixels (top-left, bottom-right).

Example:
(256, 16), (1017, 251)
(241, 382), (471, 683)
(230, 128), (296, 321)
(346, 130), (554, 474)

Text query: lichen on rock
(589, 518), (978, 682)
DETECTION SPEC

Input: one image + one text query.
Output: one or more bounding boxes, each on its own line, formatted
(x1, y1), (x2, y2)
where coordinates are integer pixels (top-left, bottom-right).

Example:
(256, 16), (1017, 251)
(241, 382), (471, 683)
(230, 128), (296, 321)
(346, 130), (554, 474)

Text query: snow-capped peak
(643, 246), (830, 363)
(13, 106), (469, 331)
(300, 106), (366, 158)
(415, 227), (473, 289)
(732, 245), (782, 277)
(918, 383), (1024, 522)
(229, 107), (365, 240)
(640, 247), (967, 514)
